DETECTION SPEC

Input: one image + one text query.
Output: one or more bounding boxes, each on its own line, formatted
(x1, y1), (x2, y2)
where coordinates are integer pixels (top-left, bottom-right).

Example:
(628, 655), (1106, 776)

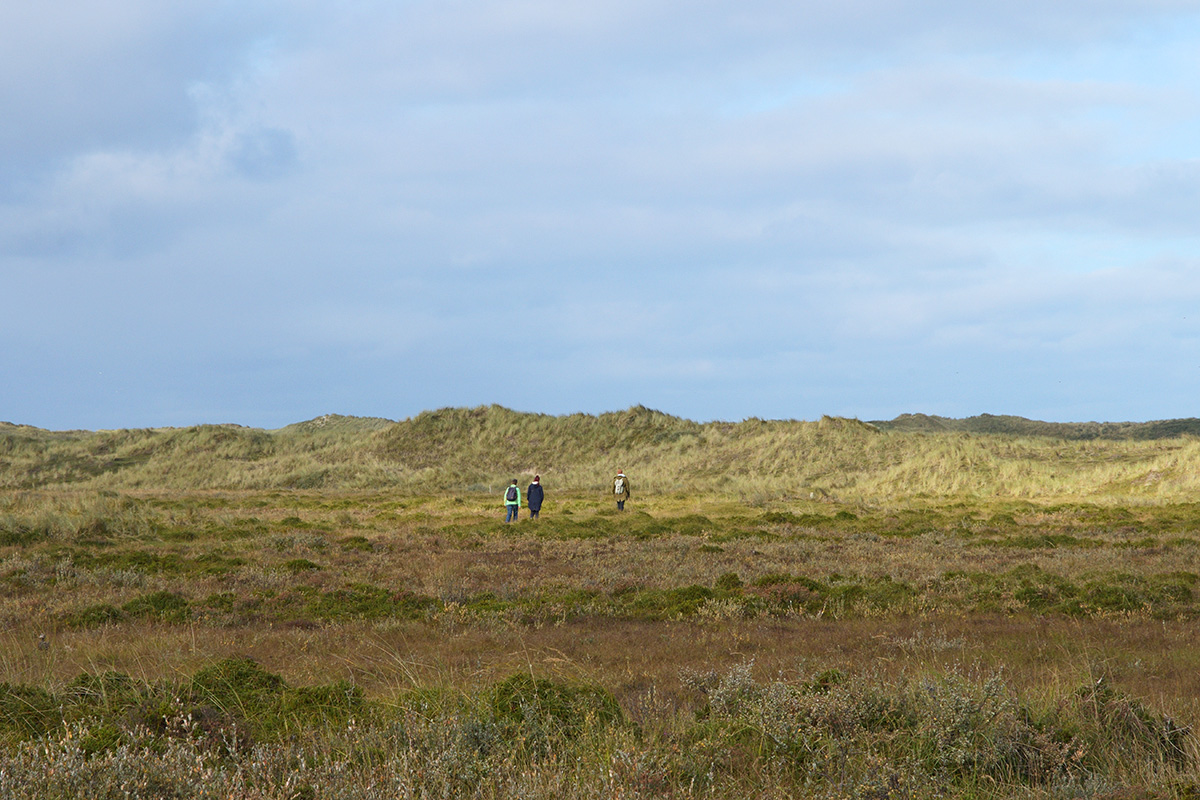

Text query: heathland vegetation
(4, 405), (1200, 798)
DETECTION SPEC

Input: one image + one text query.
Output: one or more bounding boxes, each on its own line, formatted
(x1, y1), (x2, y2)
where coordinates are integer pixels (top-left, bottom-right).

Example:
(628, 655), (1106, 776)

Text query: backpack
(613, 477), (625, 495)
(506, 486), (518, 502)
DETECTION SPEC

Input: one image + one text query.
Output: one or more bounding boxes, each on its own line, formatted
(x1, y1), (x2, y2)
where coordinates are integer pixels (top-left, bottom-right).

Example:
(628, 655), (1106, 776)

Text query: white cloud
(4, 1), (1200, 428)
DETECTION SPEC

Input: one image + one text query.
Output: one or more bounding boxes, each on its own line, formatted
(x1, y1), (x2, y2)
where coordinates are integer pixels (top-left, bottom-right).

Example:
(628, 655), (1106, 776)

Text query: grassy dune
(5, 408), (1200, 797)
(4, 405), (1200, 500)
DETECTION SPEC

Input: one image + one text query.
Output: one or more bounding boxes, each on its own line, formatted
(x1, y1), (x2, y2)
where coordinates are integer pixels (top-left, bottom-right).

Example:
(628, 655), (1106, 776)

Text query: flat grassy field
(5, 409), (1200, 797)
(4, 488), (1200, 798)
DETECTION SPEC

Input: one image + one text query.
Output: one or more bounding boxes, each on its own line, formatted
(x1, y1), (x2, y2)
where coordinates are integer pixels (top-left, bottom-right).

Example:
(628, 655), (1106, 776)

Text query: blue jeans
(505, 504), (519, 522)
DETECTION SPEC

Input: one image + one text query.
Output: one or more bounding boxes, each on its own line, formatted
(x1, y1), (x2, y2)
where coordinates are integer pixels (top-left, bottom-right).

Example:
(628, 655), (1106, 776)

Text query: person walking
(504, 479), (521, 522)
(612, 470), (631, 511)
(527, 475), (544, 519)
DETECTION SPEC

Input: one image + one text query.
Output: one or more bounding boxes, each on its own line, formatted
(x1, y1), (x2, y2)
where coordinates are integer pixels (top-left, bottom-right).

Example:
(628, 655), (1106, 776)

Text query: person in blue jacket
(504, 479), (521, 522)
(526, 475), (544, 518)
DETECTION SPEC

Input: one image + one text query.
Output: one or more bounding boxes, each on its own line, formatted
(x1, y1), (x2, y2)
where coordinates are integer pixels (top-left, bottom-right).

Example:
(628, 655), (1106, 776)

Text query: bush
(189, 656), (286, 717)
(0, 664), (1191, 798)
(681, 664), (1193, 791)
(122, 591), (190, 623)
(281, 558), (321, 573)
(490, 673), (623, 745)
(715, 572), (743, 591)
(0, 684), (59, 742)
(62, 602), (126, 629)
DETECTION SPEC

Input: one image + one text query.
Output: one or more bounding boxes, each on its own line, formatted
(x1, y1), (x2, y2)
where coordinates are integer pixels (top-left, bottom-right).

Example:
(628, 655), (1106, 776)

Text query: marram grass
(4, 406), (1200, 501)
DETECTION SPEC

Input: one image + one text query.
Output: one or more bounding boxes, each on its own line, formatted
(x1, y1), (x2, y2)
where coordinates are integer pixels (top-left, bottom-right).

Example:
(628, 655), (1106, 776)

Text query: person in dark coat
(526, 475), (545, 518)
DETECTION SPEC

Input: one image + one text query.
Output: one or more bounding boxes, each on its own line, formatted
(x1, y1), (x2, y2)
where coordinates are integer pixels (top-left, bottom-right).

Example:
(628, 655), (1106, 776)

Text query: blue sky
(4, 1), (1200, 429)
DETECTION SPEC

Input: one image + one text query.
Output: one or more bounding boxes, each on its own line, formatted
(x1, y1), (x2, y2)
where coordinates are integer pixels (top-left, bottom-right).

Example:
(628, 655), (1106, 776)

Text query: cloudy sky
(4, 1), (1200, 429)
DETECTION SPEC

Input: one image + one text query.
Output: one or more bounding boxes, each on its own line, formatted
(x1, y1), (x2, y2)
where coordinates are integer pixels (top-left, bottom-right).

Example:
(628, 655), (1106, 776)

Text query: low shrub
(122, 590), (190, 623)
(0, 663), (1192, 798)
(62, 603), (125, 629)
(490, 673), (624, 741)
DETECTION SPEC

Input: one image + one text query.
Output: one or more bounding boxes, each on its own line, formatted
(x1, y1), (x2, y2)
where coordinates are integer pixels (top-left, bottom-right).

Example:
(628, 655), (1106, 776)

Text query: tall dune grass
(5, 407), (1200, 502)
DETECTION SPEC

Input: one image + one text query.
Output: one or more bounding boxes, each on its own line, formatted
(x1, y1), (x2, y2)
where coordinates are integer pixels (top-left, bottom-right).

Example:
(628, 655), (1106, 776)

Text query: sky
(4, 1), (1200, 430)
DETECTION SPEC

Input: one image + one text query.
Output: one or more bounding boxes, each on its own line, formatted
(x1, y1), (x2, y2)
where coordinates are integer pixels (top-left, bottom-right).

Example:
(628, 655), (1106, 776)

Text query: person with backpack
(612, 470), (631, 511)
(504, 479), (521, 522)
(527, 475), (544, 519)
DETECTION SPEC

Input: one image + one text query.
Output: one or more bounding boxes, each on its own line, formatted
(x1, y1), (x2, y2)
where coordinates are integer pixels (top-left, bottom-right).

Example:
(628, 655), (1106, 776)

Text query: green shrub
(622, 585), (716, 619)
(0, 521), (44, 547)
(188, 656), (286, 724)
(339, 535), (374, 552)
(715, 572), (743, 591)
(1073, 679), (1191, 768)
(490, 673), (623, 740)
(192, 552), (245, 574)
(122, 591), (190, 623)
(297, 584), (437, 621)
(62, 603), (125, 629)
(0, 684), (59, 742)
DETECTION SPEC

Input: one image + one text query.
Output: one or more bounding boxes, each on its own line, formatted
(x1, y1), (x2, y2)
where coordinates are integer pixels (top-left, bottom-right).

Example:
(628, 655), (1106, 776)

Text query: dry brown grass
(7, 487), (1200, 797)
(4, 489), (1200, 704)
(9, 614), (1200, 733)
